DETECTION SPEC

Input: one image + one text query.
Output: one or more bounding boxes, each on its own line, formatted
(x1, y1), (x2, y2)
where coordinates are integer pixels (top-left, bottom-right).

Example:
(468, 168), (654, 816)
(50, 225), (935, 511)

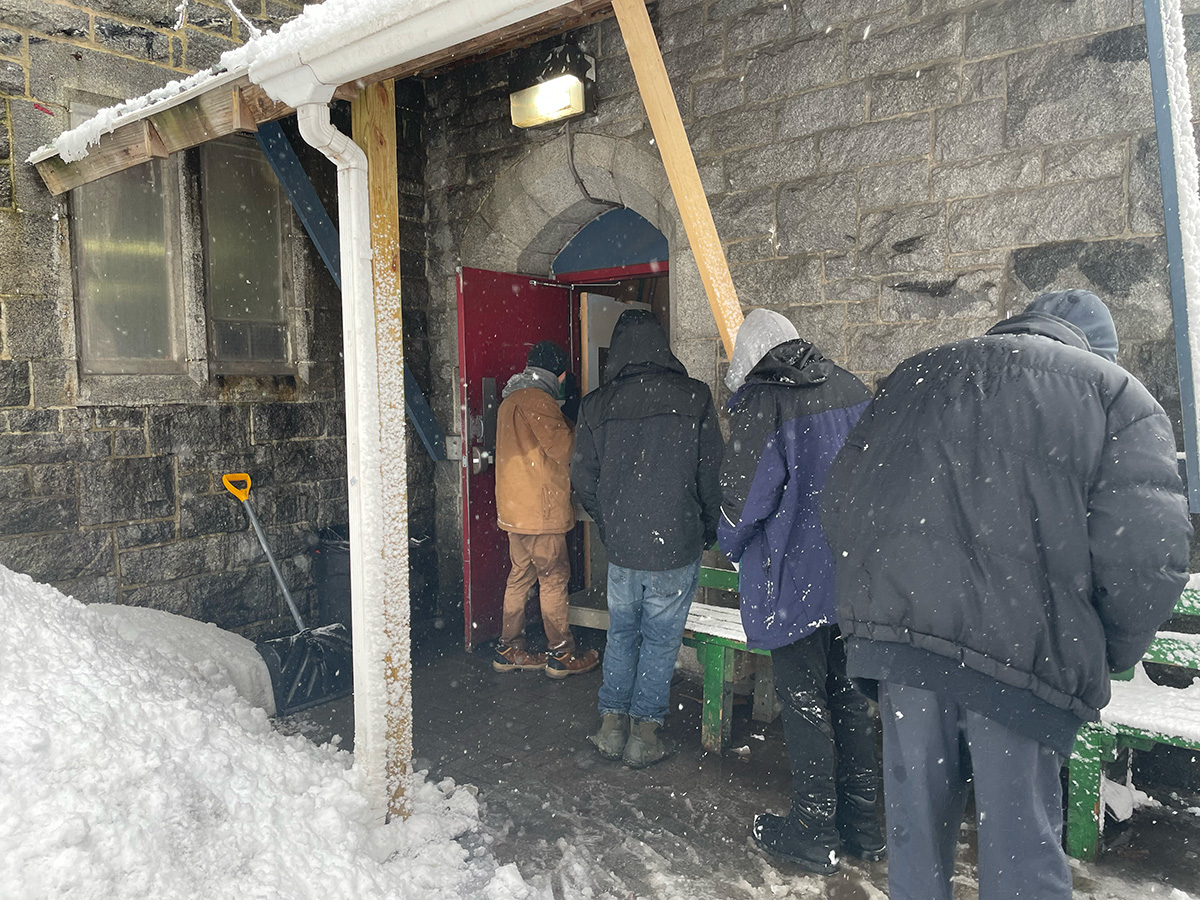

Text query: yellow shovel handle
(222, 472), (251, 503)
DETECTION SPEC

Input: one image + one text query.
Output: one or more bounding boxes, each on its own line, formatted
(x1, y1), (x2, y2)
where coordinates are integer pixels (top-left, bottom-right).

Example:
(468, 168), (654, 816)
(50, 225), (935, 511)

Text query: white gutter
(295, 103), (390, 810)
(250, 0), (569, 107)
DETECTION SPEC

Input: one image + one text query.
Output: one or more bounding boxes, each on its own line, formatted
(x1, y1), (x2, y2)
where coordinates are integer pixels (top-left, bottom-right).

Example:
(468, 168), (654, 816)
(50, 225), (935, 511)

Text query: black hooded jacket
(570, 310), (724, 571)
(821, 311), (1191, 743)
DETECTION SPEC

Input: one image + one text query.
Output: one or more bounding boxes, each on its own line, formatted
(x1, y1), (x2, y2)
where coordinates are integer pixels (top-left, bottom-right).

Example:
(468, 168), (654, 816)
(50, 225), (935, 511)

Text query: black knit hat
(527, 340), (568, 376)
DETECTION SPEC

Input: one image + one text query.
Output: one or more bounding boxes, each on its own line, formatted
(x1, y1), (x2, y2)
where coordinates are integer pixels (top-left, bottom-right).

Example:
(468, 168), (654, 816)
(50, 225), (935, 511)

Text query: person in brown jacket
(493, 341), (599, 678)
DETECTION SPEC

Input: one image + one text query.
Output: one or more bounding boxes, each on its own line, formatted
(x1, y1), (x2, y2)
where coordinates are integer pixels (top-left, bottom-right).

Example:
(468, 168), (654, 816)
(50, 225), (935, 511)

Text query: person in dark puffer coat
(822, 289), (1192, 900)
(571, 309), (724, 769)
(718, 309), (884, 875)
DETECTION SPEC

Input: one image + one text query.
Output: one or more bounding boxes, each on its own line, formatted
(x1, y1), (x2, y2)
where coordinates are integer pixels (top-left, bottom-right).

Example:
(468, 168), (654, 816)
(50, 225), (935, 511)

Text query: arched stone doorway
(457, 131), (720, 387)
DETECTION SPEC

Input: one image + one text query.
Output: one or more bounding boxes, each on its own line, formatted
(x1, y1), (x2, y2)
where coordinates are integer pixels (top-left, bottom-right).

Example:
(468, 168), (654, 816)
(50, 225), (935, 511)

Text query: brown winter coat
(496, 382), (575, 535)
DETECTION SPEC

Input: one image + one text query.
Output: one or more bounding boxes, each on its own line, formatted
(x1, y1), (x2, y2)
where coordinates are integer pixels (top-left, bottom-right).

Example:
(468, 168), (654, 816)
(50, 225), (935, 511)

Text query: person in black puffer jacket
(718, 309), (883, 875)
(571, 309), (724, 769)
(822, 289), (1192, 900)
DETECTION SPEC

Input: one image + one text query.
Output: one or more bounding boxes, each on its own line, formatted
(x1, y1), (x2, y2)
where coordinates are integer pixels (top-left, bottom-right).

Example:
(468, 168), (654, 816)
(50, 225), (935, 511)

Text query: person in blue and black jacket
(718, 309), (884, 875)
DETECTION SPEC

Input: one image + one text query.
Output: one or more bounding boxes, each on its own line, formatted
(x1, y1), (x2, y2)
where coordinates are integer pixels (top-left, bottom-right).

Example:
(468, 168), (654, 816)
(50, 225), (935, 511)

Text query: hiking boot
(752, 811), (841, 875)
(587, 713), (629, 760)
(545, 648), (599, 679)
(836, 791), (887, 862)
(622, 718), (671, 768)
(492, 645), (547, 673)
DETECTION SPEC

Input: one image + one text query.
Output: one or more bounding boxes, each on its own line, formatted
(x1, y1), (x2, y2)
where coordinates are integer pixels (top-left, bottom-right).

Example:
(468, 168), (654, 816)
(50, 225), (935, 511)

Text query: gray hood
(725, 309), (800, 393)
(502, 366), (560, 400)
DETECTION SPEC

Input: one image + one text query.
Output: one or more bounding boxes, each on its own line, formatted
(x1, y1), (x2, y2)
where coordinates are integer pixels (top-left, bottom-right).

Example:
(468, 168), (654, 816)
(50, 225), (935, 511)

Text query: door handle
(471, 445), (494, 475)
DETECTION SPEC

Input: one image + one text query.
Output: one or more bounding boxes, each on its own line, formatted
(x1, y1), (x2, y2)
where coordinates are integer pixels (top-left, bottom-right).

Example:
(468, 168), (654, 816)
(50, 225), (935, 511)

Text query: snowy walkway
(285, 624), (1200, 900)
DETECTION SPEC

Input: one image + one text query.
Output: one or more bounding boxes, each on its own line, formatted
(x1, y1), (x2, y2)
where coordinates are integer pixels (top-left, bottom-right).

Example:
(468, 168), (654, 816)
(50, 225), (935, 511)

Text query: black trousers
(771, 625), (879, 821)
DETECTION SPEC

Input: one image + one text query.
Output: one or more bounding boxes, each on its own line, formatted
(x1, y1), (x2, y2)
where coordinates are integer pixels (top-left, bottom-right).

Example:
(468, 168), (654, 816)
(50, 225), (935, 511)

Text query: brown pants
(501, 531), (574, 654)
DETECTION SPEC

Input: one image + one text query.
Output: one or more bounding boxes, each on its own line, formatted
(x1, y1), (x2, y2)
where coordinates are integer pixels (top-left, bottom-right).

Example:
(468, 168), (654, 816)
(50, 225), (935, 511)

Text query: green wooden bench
(1065, 584), (1200, 860)
(681, 565), (771, 753)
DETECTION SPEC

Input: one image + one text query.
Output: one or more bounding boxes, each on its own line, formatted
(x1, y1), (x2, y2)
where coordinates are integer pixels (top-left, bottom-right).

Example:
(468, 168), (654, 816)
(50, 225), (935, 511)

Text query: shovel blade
(258, 623), (353, 716)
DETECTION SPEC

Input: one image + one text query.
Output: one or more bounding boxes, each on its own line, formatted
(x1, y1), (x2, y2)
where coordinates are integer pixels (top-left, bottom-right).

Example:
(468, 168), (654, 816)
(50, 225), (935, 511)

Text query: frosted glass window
(201, 139), (288, 370)
(72, 156), (183, 374)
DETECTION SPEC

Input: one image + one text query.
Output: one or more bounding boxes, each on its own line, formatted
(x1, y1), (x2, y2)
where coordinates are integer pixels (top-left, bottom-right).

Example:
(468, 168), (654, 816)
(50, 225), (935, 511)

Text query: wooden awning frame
(32, 0), (613, 196)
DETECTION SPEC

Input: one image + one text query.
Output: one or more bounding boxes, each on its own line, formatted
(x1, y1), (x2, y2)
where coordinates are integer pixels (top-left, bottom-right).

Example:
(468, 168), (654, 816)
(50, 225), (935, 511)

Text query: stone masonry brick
(708, 187), (776, 241)
(964, 0), (1135, 60)
(724, 138), (817, 191)
(948, 178), (1126, 252)
(857, 204), (946, 275)
(848, 16), (963, 79)
(0, 58), (23, 95)
(727, 4), (794, 54)
(1130, 134), (1164, 234)
(0, 467), (27, 499)
(871, 64), (959, 120)
(1044, 138), (1128, 185)
(882, 269), (1002, 322)
(0, 530), (113, 582)
(0, 497), (74, 534)
(79, 456), (176, 526)
(95, 20), (172, 63)
(31, 462), (73, 496)
(847, 317), (989, 374)
(962, 57), (1006, 102)
(778, 82), (867, 138)
(818, 115), (930, 172)
(183, 27), (237, 70)
(1005, 30), (1154, 147)
(795, 0), (908, 32)
(744, 31), (845, 100)
(710, 105), (775, 151)
(0, 29), (24, 57)
(935, 99), (1006, 162)
(0, 0), (88, 36)
(777, 173), (857, 255)
(0, 359), (29, 407)
(860, 161), (931, 210)
(251, 402), (325, 443)
(7, 409), (57, 432)
(0, 431), (109, 466)
(730, 255), (824, 307)
(931, 151), (1042, 201)
(693, 77), (746, 118)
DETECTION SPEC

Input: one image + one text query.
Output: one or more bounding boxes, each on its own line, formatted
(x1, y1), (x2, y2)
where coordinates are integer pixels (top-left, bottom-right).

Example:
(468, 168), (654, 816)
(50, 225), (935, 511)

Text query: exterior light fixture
(510, 44), (595, 129)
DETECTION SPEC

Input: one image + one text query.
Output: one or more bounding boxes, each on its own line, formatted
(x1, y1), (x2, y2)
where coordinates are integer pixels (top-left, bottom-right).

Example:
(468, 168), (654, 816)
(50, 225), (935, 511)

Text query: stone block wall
(423, 0), (1200, 592)
(0, 0), (369, 638)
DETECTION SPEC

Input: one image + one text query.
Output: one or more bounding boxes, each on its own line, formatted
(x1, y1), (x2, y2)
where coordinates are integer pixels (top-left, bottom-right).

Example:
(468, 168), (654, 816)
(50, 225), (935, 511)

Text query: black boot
(836, 789), (886, 862)
(752, 810), (841, 875)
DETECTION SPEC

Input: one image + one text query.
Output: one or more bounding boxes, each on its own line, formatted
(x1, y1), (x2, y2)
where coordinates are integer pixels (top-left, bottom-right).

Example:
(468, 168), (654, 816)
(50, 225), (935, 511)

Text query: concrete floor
(283, 623), (1200, 899)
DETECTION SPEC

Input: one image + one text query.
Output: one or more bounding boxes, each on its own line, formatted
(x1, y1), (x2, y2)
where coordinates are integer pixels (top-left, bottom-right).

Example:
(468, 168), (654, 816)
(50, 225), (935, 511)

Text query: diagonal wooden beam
(612, 0), (743, 357)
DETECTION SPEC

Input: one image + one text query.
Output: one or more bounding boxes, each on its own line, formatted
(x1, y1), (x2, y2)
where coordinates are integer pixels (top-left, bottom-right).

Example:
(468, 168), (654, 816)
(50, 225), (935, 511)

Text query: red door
(457, 267), (575, 650)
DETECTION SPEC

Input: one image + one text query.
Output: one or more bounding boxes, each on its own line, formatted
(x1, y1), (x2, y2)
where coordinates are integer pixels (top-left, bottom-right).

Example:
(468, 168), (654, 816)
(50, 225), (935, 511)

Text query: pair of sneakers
(492, 644), (599, 678)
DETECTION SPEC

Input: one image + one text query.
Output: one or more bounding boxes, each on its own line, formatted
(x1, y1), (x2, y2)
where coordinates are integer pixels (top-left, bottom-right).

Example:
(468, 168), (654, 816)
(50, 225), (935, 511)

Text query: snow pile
(88, 602), (276, 715)
(0, 565), (532, 900)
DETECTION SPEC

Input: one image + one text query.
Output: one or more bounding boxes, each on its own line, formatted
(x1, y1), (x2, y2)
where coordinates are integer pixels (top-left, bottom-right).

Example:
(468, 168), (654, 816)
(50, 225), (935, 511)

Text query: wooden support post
(351, 80), (413, 820)
(613, 0), (743, 358)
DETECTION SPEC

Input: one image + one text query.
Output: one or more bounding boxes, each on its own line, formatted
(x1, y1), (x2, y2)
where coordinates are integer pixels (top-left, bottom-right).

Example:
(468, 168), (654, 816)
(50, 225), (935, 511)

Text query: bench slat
(1142, 631), (1200, 669)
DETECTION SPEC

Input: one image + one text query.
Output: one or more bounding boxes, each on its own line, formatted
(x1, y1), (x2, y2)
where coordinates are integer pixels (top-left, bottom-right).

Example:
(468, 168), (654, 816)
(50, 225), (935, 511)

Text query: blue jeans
(598, 558), (701, 724)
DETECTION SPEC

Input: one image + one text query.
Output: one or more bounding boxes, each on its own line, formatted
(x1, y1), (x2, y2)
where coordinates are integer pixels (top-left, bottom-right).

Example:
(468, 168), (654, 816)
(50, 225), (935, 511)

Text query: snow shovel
(223, 473), (353, 716)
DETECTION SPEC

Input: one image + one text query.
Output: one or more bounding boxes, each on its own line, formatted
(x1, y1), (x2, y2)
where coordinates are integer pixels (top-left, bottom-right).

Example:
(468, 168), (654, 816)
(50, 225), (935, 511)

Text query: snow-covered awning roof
(29, 0), (613, 194)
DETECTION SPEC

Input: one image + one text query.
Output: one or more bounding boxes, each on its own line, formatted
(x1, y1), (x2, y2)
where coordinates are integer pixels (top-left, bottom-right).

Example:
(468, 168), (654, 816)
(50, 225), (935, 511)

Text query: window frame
(66, 101), (307, 402)
(198, 136), (297, 377)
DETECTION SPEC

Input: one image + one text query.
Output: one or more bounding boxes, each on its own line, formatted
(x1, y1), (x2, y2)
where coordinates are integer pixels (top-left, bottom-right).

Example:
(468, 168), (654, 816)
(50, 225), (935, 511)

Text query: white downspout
(296, 102), (391, 813)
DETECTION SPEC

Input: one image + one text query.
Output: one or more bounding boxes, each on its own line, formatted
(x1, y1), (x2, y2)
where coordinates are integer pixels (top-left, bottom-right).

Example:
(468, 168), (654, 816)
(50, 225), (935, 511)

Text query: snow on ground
(0, 564), (536, 900)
